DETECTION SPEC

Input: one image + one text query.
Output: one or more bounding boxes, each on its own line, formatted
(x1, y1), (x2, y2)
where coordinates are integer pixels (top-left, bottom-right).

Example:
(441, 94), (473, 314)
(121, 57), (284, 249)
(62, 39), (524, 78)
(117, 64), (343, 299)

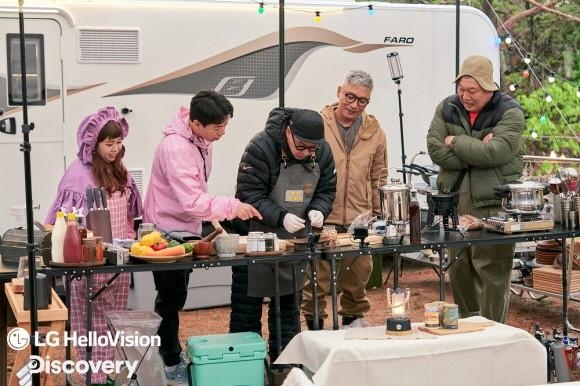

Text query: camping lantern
(386, 287), (412, 335)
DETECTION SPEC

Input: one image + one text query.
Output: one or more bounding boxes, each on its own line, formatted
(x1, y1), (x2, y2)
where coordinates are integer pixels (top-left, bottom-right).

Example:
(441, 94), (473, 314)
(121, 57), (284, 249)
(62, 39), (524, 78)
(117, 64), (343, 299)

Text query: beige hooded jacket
(321, 103), (388, 226)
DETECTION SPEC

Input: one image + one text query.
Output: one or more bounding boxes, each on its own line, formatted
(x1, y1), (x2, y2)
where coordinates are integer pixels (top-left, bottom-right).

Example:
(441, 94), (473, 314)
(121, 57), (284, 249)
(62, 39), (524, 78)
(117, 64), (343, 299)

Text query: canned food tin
(424, 303), (440, 328)
(442, 303), (459, 329)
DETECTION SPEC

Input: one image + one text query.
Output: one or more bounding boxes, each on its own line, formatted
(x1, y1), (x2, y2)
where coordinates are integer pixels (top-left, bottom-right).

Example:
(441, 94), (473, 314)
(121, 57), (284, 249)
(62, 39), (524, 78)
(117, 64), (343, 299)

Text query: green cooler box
(186, 332), (267, 386)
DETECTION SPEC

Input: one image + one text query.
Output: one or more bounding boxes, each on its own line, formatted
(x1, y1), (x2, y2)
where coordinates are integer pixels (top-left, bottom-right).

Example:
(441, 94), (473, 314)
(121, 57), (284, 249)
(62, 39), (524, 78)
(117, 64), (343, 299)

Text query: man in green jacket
(426, 55), (525, 323)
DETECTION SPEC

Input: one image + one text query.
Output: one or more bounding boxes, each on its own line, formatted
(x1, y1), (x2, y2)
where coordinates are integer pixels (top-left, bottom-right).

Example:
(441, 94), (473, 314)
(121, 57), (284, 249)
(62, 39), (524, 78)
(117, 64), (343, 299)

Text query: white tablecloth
(275, 317), (547, 386)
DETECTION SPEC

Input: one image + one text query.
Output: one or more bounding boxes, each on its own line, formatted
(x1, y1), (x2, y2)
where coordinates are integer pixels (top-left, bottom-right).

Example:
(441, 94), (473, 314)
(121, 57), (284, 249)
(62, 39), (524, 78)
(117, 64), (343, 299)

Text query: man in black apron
(230, 108), (336, 359)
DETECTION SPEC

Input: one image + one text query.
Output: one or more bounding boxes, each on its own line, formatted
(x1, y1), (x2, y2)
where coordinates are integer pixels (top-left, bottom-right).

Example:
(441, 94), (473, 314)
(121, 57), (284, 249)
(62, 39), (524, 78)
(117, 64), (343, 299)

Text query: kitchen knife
(86, 186), (95, 211)
(100, 187), (109, 209)
(93, 187), (102, 209)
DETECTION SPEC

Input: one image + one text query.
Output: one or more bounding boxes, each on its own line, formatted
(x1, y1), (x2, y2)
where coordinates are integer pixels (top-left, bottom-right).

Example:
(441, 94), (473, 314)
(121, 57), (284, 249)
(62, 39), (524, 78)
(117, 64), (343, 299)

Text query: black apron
(247, 158), (321, 297)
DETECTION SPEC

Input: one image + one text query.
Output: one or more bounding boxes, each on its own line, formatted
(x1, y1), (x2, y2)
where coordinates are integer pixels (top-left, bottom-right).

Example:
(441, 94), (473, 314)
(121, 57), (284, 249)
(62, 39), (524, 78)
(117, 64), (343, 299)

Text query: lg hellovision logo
(7, 327), (150, 379)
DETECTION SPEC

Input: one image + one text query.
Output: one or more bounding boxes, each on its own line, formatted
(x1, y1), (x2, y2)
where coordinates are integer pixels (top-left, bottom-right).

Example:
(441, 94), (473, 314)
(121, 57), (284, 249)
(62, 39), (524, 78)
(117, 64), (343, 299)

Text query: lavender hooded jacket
(44, 106), (143, 225)
(143, 107), (240, 236)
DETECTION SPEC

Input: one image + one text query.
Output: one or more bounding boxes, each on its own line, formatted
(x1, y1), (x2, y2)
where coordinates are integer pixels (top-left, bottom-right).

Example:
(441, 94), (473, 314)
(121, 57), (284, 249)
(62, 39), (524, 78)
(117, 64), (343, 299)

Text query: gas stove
(482, 213), (554, 234)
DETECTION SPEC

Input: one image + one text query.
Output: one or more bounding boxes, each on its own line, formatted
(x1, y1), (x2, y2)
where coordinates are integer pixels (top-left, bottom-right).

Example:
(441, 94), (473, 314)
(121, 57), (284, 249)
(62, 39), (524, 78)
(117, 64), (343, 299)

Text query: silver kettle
(378, 177), (410, 224)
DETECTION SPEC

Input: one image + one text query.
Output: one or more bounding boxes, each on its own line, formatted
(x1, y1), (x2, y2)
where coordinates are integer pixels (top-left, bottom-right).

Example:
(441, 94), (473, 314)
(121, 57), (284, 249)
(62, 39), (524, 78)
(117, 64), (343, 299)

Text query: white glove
(308, 210), (324, 228)
(283, 213), (306, 233)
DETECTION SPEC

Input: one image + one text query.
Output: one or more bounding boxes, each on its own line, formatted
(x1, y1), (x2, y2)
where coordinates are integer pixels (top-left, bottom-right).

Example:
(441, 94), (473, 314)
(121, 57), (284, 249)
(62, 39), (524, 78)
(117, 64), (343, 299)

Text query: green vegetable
(167, 240), (181, 248)
(182, 242), (194, 253)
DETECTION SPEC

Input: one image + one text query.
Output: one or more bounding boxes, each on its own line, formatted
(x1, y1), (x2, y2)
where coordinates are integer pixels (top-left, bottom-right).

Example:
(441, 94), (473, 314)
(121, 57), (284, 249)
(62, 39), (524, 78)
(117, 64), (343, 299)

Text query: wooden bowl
(193, 241), (214, 258)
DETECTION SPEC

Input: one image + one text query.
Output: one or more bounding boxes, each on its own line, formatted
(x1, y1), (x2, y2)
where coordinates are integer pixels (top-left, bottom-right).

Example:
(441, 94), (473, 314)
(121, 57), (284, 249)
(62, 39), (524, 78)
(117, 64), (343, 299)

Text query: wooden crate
(532, 267), (580, 294)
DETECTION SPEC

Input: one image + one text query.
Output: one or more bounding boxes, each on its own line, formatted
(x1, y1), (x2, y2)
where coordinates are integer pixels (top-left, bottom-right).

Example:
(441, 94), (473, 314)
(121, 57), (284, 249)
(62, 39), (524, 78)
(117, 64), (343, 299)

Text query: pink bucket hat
(76, 106), (128, 165)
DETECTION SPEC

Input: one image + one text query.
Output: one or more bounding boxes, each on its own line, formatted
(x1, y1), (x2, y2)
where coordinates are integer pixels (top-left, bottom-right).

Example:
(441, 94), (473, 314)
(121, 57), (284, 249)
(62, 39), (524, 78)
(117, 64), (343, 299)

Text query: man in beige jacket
(301, 70), (388, 328)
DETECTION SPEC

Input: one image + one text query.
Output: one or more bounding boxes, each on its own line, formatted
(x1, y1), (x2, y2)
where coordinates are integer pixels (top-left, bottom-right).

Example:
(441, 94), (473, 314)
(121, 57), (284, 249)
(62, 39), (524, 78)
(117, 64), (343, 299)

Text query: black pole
(455, 0), (460, 78)
(396, 81), (406, 184)
(278, 0), (285, 108)
(17, 1), (41, 385)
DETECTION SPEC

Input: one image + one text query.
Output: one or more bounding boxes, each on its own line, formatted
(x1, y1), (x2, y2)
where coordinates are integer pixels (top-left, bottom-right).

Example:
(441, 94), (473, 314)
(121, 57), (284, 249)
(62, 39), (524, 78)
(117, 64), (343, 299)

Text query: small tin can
(424, 303), (440, 328)
(442, 303), (459, 329)
(431, 301), (446, 325)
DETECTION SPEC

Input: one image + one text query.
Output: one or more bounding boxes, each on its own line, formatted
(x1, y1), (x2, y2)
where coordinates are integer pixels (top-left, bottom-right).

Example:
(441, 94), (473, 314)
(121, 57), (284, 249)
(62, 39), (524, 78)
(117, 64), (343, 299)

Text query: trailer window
(6, 33), (46, 106)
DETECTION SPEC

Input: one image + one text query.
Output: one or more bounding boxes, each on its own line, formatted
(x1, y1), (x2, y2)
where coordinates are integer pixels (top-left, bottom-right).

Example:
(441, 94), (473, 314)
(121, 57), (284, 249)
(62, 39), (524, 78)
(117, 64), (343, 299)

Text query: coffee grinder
(426, 191), (460, 231)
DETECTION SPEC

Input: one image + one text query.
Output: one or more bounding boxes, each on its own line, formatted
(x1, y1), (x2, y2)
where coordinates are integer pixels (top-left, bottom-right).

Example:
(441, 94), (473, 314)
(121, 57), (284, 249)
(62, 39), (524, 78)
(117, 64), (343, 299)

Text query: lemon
(150, 231), (163, 242)
(140, 233), (156, 246)
(130, 242), (142, 254)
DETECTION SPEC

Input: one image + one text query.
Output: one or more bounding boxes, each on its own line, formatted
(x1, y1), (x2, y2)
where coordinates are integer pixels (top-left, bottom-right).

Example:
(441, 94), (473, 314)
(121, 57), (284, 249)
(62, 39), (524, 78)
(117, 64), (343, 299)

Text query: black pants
(229, 266), (300, 360)
(153, 269), (191, 366)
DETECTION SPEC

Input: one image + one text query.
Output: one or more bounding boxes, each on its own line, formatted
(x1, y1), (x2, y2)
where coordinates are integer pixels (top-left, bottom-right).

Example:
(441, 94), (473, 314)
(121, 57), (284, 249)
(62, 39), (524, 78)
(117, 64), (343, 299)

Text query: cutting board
(418, 321), (494, 335)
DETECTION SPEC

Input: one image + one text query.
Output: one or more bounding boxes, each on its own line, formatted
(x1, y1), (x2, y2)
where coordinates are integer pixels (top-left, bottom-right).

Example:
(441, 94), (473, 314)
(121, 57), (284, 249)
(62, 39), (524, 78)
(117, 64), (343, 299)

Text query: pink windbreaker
(143, 107), (240, 236)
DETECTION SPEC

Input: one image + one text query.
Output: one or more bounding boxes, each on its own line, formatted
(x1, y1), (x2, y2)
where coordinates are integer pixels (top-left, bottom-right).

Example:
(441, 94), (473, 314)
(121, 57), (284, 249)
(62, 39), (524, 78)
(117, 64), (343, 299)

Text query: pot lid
(378, 178), (410, 192)
(504, 181), (546, 191)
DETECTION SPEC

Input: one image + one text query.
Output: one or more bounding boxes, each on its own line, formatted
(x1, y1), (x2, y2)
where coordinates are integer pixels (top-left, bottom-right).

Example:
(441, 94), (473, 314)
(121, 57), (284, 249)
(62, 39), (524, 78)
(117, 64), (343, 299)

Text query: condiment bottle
(63, 213), (82, 264)
(409, 189), (421, 244)
(51, 211), (67, 263)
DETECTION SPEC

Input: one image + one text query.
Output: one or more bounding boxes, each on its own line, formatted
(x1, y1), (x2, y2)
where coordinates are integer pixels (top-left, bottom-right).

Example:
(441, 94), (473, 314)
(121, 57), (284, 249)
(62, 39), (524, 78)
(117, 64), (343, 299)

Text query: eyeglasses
(289, 129), (320, 152)
(343, 91), (370, 107)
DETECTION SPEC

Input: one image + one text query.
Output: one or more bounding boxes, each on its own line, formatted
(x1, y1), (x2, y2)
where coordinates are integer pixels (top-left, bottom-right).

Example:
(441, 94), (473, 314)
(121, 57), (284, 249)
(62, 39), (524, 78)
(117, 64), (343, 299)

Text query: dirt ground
(7, 260), (580, 384)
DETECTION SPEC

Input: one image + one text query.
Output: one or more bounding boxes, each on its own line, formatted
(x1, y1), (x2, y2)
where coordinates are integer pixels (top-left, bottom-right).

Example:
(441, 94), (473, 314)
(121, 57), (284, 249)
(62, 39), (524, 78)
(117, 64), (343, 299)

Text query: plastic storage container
(185, 332), (266, 386)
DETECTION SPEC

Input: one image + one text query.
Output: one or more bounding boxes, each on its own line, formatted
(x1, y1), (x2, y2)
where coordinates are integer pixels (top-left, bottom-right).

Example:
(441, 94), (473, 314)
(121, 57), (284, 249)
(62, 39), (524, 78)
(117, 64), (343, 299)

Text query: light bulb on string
(368, 4), (374, 16)
(314, 10), (321, 23)
(524, 54), (531, 65)
(576, 87), (580, 98)
(508, 83), (518, 92)
(531, 130), (538, 139)
(548, 72), (555, 83)
(257, 2), (264, 14)
(495, 36), (502, 46)
(522, 70), (530, 78)
(549, 150), (557, 158)
(539, 115), (548, 124)
(545, 94), (553, 103)
(504, 35), (512, 45)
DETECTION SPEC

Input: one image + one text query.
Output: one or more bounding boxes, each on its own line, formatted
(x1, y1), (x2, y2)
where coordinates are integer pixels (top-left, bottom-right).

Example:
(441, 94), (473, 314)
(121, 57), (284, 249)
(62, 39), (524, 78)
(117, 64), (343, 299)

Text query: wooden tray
(48, 260), (106, 267)
(130, 252), (192, 263)
(5, 283), (68, 323)
(418, 321), (494, 335)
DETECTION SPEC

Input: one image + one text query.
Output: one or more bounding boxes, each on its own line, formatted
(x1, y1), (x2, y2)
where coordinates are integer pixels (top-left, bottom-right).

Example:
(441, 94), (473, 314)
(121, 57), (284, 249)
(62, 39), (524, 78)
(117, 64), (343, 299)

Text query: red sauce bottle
(63, 213), (82, 264)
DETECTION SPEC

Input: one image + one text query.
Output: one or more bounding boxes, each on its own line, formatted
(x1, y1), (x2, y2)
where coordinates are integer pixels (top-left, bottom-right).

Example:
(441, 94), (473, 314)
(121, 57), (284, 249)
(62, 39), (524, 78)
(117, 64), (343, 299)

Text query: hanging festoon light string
(484, 0), (579, 161)
(252, 1), (379, 22)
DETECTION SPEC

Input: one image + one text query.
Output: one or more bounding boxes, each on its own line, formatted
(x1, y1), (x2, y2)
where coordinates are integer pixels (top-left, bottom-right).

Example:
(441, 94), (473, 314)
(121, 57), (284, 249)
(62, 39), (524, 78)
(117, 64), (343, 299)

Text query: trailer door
(0, 17), (64, 230)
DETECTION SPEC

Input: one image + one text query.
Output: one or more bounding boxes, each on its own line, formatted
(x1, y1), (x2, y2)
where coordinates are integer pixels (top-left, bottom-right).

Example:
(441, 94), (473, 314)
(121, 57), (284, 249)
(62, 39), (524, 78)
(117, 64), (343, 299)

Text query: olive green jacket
(426, 92), (525, 209)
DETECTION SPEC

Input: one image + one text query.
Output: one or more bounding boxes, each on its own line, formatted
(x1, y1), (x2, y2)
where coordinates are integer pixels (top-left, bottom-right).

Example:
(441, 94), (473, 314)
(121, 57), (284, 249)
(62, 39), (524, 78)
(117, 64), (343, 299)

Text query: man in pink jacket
(143, 90), (260, 385)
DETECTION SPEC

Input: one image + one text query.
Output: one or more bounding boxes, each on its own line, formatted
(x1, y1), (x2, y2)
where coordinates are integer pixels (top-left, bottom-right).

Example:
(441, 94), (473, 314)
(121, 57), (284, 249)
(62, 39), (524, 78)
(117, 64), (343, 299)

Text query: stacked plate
(535, 239), (562, 265)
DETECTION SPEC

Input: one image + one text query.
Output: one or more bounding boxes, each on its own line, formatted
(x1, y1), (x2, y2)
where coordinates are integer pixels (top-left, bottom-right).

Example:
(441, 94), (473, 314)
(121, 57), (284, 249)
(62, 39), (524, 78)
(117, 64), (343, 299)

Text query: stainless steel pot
(378, 178), (410, 224)
(495, 181), (548, 214)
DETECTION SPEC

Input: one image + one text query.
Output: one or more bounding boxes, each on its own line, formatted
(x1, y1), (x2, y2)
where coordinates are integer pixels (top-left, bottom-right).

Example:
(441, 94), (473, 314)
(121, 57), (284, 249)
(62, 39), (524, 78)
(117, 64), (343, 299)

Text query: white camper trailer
(0, 0), (499, 309)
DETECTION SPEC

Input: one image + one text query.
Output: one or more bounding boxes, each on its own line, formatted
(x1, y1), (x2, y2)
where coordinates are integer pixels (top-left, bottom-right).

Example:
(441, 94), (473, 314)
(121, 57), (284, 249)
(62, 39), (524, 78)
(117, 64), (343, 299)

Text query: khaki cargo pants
(301, 254), (373, 320)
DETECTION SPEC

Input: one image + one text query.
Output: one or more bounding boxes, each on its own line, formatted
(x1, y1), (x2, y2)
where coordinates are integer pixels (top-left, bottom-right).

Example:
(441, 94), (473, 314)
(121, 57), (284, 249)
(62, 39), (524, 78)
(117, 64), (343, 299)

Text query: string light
(548, 72), (555, 83)
(549, 150), (557, 158)
(522, 69), (530, 78)
(539, 115), (548, 124)
(367, 4), (374, 16)
(257, 2), (264, 14)
(495, 36), (502, 46)
(524, 53), (531, 64)
(314, 10), (321, 23)
(508, 83), (518, 92)
(545, 94), (553, 103)
(531, 130), (538, 139)
(577, 87), (580, 98)
(504, 35), (512, 45)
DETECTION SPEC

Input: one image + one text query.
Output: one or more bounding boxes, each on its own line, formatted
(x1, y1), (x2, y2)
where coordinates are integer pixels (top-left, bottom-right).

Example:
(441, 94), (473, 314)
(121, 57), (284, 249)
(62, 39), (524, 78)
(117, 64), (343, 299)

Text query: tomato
(151, 239), (168, 251)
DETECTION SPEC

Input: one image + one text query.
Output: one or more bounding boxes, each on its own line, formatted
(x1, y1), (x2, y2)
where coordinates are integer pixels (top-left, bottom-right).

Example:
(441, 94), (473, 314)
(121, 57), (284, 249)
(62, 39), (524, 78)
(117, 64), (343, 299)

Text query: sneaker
(166, 360), (189, 386)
